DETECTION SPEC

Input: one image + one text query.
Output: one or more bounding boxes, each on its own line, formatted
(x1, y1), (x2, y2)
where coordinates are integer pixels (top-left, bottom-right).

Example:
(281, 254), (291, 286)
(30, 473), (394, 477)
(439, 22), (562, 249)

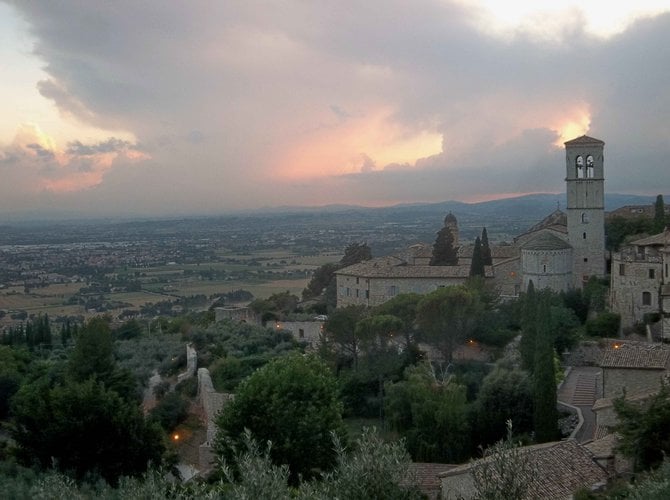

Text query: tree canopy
(430, 225), (458, 266)
(215, 354), (346, 482)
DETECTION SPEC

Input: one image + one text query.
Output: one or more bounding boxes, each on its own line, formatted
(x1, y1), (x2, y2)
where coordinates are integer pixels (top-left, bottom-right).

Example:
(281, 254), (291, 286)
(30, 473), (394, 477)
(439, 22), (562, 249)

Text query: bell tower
(564, 135), (606, 287)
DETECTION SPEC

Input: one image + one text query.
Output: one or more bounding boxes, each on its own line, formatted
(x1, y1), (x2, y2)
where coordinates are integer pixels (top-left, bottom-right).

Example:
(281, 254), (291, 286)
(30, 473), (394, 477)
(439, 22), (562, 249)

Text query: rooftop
(600, 342), (670, 370)
(564, 135), (605, 146)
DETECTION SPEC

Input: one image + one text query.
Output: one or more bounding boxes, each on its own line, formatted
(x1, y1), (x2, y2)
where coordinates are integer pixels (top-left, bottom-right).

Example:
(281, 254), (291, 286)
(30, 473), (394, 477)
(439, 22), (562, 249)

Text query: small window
(584, 258), (588, 263)
(386, 285), (398, 296)
(642, 291), (652, 306)
(543, 264), (547, 273)
(581, 213), (589, 223)
(666, 263), (669, 278)
(365, 290), (369, 299)
(649, 269), (656, 279)
(346, 287), (351, 297)
(619, 264), (625, 276)
(576, 156), (585, 178)
(298, 328), (305, 339)
(356, 277), (359, 284)
(586, 155), (594, 178)
(583, 232), (587, 239)
(355, 289), (359, 298)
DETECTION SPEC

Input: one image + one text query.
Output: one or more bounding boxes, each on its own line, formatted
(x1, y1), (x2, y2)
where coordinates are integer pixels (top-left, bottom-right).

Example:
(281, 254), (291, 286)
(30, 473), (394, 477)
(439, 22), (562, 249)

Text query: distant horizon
(0, 191), (665, 224)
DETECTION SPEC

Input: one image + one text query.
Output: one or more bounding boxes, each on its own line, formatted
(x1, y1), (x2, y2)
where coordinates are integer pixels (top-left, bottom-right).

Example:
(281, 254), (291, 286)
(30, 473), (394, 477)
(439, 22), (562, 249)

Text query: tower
(564, 135), (606, 287)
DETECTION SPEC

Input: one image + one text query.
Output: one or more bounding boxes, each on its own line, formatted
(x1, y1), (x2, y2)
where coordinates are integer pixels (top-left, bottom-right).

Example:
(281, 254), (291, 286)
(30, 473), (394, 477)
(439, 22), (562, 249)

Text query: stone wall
(197, 367), (234, 472)
(274, 320), (323, 349)
(177, 344), (197, 384)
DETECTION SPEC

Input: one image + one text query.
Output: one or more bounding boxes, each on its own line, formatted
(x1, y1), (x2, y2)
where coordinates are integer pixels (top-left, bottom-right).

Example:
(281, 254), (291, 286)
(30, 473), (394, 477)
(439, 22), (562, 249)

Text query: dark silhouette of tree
(654, 194), (666, 233)
(340, 242), (372, 267)
(416, 285), (480, 362)
(469, 236), (485, 277)
(481, 227), (493, 266)
(533, 293), (559, 443)
(518, 281), (537, 373)
(430, 226), (458, 266)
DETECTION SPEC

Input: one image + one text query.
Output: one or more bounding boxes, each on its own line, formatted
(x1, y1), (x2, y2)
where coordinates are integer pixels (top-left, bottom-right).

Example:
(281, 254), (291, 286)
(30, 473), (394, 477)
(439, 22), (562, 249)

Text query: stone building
(610, 229), (670, 334)
(335, 135), (608, 308)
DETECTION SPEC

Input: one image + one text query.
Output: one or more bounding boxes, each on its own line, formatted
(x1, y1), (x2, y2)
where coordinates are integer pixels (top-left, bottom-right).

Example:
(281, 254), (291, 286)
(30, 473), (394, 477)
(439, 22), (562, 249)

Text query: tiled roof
(522, 232), (572, 251)
(336, 256), (493, 279)
(458, 244), (519, 259)
(630, 231), (668, 247)
(600, 343), (670, 369)
(441, 440), (608, 500)
(564, 135), (605, 146)
(405, 463), (457, 499)
(523, 210), (567, 235)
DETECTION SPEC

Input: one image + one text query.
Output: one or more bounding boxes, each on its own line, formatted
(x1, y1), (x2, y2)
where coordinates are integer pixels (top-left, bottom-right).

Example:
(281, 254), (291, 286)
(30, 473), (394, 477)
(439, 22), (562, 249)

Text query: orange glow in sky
(277, 107), (442, 180)
(551, 106), (591, 147)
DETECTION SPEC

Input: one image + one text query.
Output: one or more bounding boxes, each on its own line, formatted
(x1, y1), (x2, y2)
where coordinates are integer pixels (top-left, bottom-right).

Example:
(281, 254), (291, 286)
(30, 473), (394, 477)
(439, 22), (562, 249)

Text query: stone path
(558, 366), (601, 443)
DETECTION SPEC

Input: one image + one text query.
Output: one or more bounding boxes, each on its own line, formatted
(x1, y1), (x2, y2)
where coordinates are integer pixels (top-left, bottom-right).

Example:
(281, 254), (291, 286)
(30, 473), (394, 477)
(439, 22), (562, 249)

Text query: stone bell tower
(564, 135), (606, 287)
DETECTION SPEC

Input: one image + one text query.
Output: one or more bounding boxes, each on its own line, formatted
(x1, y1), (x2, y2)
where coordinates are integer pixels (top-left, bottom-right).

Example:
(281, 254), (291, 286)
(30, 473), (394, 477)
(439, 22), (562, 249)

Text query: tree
(614, 384), (670, 471)
(654, 194), (666, 233)
(518, 281), (537, 372)
(215, 354), (346, 482)
(385, 363), (471, 462)
(416, 285), (480, 363)
(10, 377), (165, 484)
(373, 293), (422, 349)
(475, 365), (534, 447)
(340, 242), (372, 268)
(430, 225), (458, 266)
(302, 262), (340, 300)
(481, 227), (493, 266)
(533, 294), (559, 443)
(68, 317), (115, 383)
(469, 236), (485, 277)
(324, 305), (367, 370)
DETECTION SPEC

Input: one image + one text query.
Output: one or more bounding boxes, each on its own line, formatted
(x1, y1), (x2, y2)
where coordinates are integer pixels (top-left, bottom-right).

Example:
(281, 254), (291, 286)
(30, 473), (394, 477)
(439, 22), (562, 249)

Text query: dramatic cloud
(0, 1), (668, 216)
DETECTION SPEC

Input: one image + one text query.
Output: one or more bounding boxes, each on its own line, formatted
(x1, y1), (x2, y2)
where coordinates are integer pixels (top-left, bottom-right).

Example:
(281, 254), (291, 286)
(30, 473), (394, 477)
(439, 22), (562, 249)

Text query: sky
(1, 1), (669, 218)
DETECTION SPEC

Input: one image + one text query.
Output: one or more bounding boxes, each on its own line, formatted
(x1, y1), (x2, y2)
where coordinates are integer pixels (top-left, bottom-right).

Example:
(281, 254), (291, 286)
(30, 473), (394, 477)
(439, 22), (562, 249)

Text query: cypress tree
(469, 236), (485, 277)
(654, 194), (666, 233)
(533, 293), (558, 443)
(519, 281), (537, 372)
(481, 227), (493, 266)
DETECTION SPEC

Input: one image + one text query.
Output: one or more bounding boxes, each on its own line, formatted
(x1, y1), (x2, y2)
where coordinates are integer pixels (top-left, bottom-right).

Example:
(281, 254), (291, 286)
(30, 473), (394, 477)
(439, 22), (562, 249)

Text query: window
(666, 263), (669, 278)
(581, 212), (589, 223)
(584, 258), (588, 262)
(583, 232), (587, 239)
(586, 155), (594, 178)
(346, 287), (351, 297)
(543, 264), (547, 273)
(356, 277), (359, 284)
(649, 269), (656, 279)
(298, 328), (305, 339)
(576, 156), (584, 178)
(355, 289), (359, 298)
(365, 290), (370, 299)
(619, 264), (625, 276)
(386, 285), (398, 296)
(642, 291), (652, 306)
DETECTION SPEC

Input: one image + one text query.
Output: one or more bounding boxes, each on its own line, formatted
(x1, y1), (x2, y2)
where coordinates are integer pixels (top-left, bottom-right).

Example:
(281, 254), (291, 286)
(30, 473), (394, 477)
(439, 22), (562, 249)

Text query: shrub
(585, 312), (621, 337)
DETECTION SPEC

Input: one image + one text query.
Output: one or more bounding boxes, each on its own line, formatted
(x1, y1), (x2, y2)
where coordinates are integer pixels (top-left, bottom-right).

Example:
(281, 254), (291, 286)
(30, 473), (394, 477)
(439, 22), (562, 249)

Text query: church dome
(444, 212), (457, 226)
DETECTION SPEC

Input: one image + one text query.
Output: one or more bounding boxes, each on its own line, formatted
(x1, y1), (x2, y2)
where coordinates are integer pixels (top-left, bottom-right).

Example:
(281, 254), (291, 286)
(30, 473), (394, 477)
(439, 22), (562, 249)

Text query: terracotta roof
(336, 256), (493, 279)
(600, 343), (670, 369)
(522, 232), (572, 251)
(585, 433), (618, 458)
(458, 244), (519, 259)
(524, 210), (567, 235)
(441, 440), (608, 500)
(564, 135), (605, 146)
(405, 463), (457, 499)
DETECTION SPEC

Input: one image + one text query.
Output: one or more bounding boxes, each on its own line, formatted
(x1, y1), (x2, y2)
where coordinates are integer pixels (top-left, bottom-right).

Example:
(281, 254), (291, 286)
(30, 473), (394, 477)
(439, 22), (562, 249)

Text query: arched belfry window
(586, 155), (594, 178)
(576, 156), (585, 178)
(581, 212), (589, 223)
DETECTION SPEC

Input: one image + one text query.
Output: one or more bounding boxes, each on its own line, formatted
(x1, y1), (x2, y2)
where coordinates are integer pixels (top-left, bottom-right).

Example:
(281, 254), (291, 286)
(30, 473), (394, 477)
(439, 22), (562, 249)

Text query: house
(610, 229), (670, 335)
(599, 341), (670, 399)
(439, 440), (608, 499)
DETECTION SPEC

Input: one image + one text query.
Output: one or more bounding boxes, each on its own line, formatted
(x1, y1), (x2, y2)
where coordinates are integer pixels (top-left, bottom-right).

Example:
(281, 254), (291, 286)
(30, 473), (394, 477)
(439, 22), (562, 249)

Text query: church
(335, 135), (607, 307)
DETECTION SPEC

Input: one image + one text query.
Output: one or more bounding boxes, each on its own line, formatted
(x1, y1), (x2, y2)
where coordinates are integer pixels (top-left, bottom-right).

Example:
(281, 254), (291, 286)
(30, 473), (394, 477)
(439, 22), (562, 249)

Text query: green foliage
(249, 291), (299, 322)
(302, 262), (340, 300)
(475, 366), (534, 447)
(430, 225), (458, 266)
(614, 384), (670, 471)
(606, 215), (654, 251)
(324, 305), (368, 370)
(470, 421), (537, 500)
(654, 194), (666, 233)
(0, 346), (30, 420)
(149, 391), (189, 432)
(585, 312), (621, 338)
(385, 363), (471, 462)
(339, 242), (372, 268)
(10, 377), (165, 484)
(68, 317), (115, 383)
(113, 319), (143, 340)
(215, 354), (346, 482)
(416, 285), (481, 362)
(373, 293), (422, 347)
(533, 294), (559, 443)
(622, 457), (670, 499)
(469, 236), (485, 277)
